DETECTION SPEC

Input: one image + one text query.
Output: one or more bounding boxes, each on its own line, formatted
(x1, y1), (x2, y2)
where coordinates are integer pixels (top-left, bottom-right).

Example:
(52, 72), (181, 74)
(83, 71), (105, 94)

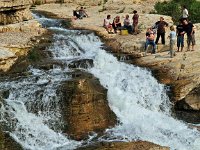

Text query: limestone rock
(0, 0), (32, 25)
(0, 19), (45, 72)
(176, 85), (200, 110)
(61, 72), (117, 140)
(76, 141), (169, 150)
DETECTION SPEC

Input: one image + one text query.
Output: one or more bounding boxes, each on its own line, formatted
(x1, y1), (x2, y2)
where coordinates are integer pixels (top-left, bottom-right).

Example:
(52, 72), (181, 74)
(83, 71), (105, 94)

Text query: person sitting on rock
(144, 28), (156, 56)
(103, 15), (113, 34)
(78, 7), (89, 19)
(123, 14), (133, 34)
(73, 7), (80, 19)
(112, 15), (122, 33)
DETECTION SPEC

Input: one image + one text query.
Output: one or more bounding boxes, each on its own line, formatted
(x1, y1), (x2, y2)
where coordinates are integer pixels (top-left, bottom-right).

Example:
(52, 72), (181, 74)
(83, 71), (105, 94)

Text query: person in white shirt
(103, 15), (113, 33)
(168, 26), (176, 58)
(182, 5), (189, 19)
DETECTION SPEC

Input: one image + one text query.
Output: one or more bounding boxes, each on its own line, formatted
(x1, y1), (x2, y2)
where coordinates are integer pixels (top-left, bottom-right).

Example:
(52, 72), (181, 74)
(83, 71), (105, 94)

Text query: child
(169, 26), (176, 58)
(176, 19), (184, 52)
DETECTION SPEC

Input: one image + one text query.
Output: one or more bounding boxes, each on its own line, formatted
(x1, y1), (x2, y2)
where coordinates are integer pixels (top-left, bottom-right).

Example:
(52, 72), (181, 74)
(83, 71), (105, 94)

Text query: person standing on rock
(155, 17), (168, 45)
(168, 26), (176, 58)
(144, 28), (156, 56)
(182, 5), (189, 19)
(182, 18), (195, 51)
(132, 10), (139, 35)
(176, 19), (185, 52)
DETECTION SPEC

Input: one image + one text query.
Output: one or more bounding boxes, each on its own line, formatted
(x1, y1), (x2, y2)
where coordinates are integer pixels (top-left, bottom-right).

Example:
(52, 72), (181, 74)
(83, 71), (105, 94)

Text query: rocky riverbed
(0, 0), (200, 149)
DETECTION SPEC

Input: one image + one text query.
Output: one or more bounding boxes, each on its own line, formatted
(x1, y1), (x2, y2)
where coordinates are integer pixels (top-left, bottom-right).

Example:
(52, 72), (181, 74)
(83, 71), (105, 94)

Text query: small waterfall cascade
(0, 13), (199, 150)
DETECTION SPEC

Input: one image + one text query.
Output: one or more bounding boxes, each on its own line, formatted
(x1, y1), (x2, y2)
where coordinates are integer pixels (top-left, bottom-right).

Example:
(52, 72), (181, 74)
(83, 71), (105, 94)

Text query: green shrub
(34, 0), (42, 5)
(154, 0), (200, 23)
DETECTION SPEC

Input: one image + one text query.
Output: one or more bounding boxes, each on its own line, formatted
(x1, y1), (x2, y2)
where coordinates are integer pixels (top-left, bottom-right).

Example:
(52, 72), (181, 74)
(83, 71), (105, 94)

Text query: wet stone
(68, 59), (94, 69)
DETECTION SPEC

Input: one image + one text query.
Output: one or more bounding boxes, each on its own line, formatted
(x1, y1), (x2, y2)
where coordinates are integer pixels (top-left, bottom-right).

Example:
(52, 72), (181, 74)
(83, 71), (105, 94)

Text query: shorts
(187, 34), (195, 46)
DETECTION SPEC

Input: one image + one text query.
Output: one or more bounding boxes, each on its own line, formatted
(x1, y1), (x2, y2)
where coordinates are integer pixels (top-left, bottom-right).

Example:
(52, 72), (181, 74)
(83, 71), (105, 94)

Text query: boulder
(176, 84), (200, 110)
(0, 128), (23, 150)
(0, 0), (33, 25)
(61, 71), (117, 140)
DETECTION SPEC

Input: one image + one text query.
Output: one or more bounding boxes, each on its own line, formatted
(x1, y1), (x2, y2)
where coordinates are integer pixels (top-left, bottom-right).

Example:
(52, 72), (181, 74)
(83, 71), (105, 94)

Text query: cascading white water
(0, 14), (199, 150)
(48, 27), (200, 150)
(0, 67), (81, 150)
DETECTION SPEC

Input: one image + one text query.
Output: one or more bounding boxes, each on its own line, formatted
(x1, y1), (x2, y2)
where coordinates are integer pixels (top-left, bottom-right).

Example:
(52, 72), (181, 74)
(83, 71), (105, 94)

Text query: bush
(154, 0), (200, 23)
(34, 0), (42, 5)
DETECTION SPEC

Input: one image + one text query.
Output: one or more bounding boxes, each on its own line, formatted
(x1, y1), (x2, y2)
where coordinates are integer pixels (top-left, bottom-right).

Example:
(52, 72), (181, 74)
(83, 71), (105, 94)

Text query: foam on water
(64, 30), (200, 150)
(0, 67), (80, 149)
(0, 15), (199, 150)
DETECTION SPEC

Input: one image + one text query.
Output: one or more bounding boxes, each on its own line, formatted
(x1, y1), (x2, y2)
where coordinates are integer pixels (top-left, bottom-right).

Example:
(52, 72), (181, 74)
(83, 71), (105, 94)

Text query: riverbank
(0, 20), (46, 72)
(35, 3), (200, 113)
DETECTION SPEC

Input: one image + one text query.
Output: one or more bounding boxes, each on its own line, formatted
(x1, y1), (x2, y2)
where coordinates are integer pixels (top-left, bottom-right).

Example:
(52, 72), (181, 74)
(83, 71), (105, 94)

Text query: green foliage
(154, 0), (200, 23)
(34, 0), (42, 5)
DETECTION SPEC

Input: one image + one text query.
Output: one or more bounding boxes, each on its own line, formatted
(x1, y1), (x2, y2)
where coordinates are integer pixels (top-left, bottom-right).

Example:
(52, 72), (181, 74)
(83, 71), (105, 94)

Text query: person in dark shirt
(155, 17), (168, 45)
(182, 18), (195, 51)
(176, 19), (185, 52)
(112, 16), (122, 33)
(73, 7), (80, 19)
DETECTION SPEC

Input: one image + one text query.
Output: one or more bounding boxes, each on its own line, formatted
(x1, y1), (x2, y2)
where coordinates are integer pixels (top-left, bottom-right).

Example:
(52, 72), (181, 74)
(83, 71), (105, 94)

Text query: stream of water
(0, 14), (199, 150)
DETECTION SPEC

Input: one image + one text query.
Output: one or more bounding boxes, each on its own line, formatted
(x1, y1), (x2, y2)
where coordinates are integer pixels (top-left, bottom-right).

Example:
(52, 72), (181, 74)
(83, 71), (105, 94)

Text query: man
(79, 7), (89, 19)
(176, 19), (185, 52)
(182, 18), (195, 51)
(182, 5), (189, 19)
(155, 17), (168, 45)
(144, 28), (156, 56)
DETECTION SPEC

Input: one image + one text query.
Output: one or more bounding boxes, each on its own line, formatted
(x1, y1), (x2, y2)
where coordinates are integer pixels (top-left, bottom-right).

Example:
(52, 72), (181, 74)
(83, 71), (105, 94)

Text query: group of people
(73, 7), (89, 19)
(145, 5), (195, 58)
(103, 10), (139, 34)
(73, 5), (195, 58)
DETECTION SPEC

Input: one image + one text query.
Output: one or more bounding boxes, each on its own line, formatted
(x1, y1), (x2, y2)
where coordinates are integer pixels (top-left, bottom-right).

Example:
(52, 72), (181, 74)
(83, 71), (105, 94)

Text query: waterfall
(0, 67), (80, 150)
(0, 14), (199, 150)
(65, 30), (200, 150)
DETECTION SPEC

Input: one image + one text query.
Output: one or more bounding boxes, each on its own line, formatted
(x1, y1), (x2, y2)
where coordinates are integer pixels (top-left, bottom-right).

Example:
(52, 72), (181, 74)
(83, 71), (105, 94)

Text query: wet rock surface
(61, 71), (117, 140)
(0, 129), (23, 150)
(76, 141), (169, 150)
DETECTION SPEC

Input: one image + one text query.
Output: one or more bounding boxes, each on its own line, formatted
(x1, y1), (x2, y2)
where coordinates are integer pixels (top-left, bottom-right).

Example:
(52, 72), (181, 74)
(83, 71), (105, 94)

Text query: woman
(123, 15), (133, 34)
(112, 16), (122, 33)
(103, 15), (113, 34)
(132, 10), (139, 35)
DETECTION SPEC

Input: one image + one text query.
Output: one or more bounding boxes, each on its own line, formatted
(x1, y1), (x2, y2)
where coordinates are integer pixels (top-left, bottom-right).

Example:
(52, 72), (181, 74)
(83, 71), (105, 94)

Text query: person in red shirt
(132, 10), (139, 35)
